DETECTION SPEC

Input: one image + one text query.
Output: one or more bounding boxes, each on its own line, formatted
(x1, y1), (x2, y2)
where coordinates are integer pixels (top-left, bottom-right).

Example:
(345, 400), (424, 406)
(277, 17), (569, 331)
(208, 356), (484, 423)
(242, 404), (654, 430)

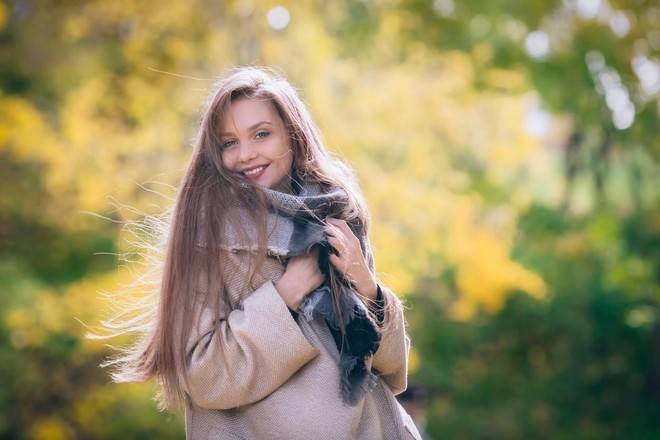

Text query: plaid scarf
(226, 182), (382, 404)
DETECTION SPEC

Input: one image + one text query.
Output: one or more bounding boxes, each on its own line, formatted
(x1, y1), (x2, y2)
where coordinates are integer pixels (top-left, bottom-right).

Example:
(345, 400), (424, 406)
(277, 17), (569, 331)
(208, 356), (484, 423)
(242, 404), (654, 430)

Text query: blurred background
(1, 0), (659, 438)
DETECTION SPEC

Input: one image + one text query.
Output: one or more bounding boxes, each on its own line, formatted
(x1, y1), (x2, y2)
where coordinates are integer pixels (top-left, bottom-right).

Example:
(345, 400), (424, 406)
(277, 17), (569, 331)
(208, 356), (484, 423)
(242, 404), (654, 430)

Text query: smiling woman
(105, 66), (421, 440)
(220, 98), (294, 193)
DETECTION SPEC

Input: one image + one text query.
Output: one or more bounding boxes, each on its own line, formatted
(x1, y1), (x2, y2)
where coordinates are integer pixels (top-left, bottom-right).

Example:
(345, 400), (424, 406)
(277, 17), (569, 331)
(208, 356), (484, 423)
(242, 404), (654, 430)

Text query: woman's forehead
(220, 98), (281, 133)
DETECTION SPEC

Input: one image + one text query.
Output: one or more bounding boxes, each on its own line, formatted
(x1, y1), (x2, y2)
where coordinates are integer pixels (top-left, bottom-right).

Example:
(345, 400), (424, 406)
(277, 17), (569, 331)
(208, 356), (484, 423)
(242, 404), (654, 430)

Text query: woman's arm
(182, 254), (322, 410)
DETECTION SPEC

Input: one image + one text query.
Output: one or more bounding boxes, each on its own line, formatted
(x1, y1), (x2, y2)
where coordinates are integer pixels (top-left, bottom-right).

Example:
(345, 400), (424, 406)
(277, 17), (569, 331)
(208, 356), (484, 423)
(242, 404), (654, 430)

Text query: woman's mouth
(240, 165), (268, 180)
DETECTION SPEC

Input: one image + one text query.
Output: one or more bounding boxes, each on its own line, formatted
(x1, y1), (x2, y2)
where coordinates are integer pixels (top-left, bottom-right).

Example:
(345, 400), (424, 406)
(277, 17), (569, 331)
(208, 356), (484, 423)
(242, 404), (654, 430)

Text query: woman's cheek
(221, 152), (236, 171)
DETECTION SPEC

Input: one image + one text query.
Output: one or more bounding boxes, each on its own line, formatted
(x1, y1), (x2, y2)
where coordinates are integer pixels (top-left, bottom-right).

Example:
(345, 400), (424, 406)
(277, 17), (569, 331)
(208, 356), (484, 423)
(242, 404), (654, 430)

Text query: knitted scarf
(225, 182), (381, 405)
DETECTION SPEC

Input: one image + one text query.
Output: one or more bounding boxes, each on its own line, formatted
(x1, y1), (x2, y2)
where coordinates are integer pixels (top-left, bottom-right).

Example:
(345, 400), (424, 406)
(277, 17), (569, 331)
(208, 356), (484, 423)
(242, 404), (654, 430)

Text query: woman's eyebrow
(220, 121), (273, 137)
(249, 121), (273, 130)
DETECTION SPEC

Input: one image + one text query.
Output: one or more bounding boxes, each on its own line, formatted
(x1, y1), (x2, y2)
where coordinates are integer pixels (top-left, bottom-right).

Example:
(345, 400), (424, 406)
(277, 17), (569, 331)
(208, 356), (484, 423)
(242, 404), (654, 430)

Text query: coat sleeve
(363, 240), (411, 395)
(370, 284), (411, 395)
(183, 276), (319, 410)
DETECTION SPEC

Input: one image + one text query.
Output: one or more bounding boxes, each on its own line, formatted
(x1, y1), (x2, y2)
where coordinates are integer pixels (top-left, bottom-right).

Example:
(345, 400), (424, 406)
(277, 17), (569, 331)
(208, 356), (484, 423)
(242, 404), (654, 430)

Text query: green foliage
(0, 0), (658, 438)
(409, 207), (660, 439)
(330, 0), (660, 209)
(0, 261), (184, 439)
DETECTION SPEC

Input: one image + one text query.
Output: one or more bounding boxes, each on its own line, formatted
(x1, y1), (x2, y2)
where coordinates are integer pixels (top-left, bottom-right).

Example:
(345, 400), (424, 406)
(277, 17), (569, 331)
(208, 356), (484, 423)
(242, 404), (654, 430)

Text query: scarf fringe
(299, 285), (381, 405)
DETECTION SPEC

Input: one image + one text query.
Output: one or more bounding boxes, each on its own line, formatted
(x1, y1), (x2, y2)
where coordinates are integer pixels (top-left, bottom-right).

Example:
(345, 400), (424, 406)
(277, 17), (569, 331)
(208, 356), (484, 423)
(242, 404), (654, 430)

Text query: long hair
(104, 67), (370, 411)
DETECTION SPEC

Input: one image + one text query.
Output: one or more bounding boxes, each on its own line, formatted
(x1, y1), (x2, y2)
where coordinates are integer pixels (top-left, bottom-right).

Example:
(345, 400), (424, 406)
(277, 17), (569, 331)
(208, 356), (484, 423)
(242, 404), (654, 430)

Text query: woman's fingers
(326, 235), (347, 256)
(276, 252), (325, 309)
(324, 218), (358, 253)
(326, 217), (352, 233)
(324, 218), (377, 300)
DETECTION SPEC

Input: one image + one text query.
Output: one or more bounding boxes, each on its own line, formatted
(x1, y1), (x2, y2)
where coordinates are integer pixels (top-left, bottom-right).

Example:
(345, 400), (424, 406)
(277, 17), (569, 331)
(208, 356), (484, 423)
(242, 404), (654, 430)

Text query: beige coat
(183, 247), (421, 439)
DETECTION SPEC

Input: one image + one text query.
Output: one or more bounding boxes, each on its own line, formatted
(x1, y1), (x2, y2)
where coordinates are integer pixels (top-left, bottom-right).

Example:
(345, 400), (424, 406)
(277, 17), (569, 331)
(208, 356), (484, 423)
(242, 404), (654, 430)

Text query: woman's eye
(222, 139), (238, 149)
(256, 131), (269, 139)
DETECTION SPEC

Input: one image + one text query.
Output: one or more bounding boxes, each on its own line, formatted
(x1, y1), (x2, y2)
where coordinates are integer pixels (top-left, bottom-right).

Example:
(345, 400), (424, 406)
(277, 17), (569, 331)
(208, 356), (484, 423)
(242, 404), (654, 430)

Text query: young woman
(110, 67), (421, 439)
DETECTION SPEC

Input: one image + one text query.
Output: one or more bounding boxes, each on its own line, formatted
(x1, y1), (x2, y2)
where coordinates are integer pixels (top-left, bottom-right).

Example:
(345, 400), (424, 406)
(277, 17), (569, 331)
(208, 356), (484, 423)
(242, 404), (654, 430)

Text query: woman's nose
(238, 141), (257, 162)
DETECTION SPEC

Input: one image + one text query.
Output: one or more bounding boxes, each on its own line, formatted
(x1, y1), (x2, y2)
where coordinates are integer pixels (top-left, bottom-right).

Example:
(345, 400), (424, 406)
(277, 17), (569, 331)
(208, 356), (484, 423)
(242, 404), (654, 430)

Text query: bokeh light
(267, 6), (290, 30)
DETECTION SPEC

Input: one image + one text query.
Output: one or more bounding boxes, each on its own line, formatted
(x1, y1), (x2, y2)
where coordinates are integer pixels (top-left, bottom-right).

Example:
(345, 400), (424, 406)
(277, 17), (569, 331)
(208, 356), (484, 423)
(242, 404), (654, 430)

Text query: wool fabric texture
(229, 182), (382, 404)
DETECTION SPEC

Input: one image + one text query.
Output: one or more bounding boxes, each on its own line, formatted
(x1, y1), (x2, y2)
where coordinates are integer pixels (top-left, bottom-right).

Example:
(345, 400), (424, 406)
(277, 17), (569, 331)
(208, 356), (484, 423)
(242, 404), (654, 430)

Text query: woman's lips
(240, 165), (268, 180)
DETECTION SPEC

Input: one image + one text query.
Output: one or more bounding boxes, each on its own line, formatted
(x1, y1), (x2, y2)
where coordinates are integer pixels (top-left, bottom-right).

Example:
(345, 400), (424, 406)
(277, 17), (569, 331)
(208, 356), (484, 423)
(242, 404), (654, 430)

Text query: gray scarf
(226, 182), (381, 404)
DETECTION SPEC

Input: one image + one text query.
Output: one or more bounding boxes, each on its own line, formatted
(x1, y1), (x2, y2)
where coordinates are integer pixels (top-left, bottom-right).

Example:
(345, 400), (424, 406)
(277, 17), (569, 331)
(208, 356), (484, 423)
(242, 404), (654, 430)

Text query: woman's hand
(275, 245), (325, 310)
(324, 218), (378, 301)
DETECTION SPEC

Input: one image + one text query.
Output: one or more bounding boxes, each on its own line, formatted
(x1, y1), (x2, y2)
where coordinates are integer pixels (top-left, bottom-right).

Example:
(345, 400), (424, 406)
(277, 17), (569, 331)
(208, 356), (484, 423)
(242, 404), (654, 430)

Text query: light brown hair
(104, 67), (370, 411)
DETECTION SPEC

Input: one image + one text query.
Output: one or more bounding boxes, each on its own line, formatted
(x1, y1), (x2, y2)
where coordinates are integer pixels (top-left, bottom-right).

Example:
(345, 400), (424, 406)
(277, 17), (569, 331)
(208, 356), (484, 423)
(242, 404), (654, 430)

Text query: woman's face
(220, 98), (294, 192)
